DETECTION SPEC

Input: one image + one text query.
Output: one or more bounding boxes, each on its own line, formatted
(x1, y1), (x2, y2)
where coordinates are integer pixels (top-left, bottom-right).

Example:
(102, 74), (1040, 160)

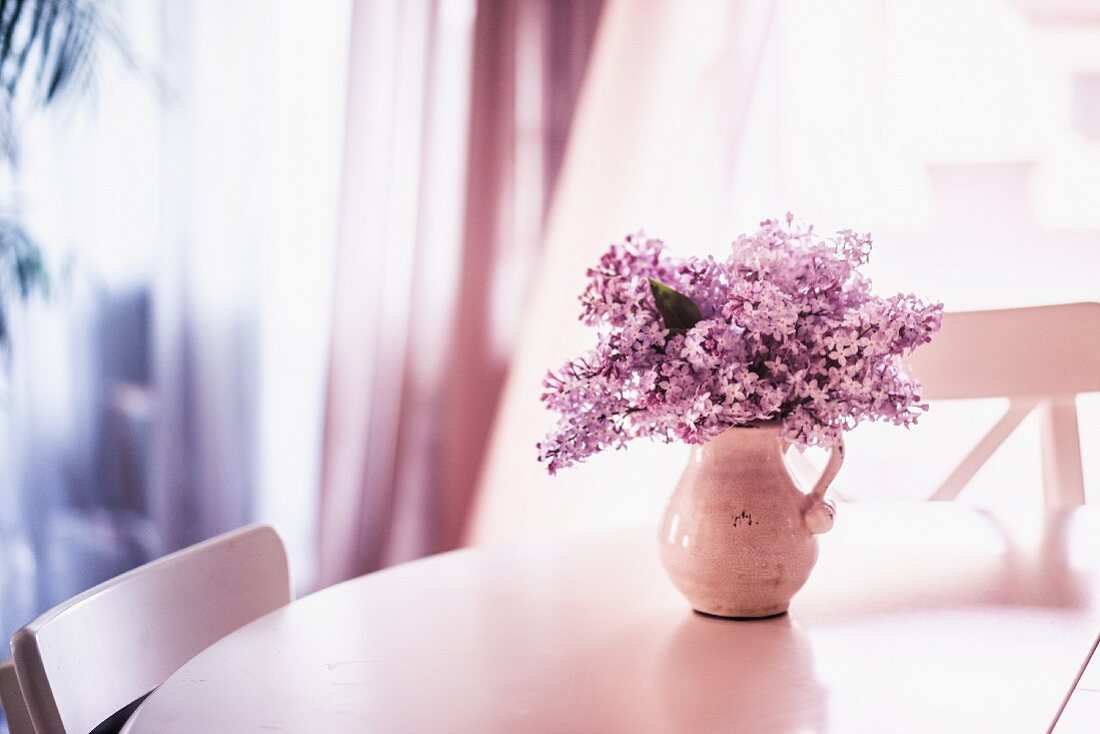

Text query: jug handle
(802, 437), (844, 535)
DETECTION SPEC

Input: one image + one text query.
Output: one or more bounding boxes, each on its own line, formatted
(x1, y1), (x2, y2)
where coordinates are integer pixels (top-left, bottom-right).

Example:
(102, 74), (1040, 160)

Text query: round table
(121, 504), (1100, 733)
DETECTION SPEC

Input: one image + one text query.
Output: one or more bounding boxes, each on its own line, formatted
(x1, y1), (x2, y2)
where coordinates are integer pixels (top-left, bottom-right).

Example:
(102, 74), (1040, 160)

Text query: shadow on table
(974, 509), (1092, 609)
(657, 613), (827, 734)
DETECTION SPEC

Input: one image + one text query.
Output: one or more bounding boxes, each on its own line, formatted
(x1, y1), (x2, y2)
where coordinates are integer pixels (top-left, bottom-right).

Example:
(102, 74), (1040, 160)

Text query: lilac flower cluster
(537, 215), (943, 474)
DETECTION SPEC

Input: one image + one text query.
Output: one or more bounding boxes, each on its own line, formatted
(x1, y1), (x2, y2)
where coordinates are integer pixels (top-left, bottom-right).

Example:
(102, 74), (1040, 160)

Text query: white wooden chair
(905, 302), (1100, 506)
(788, 303), (1100, 507)
(8, 524), (291, 734)
(0, 659), (34, 734)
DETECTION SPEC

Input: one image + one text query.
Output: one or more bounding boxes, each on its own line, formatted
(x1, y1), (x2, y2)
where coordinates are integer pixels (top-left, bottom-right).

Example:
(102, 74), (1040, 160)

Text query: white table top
(121, 503), (1100, 734)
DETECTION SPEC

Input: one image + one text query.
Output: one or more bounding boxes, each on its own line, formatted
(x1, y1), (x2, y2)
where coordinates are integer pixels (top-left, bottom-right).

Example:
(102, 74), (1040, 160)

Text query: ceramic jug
(658, 422), (843, 618)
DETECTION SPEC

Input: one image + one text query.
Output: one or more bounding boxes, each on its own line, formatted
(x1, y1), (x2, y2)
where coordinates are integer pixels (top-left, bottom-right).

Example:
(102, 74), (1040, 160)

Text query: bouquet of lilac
(537, 215), (943, 474)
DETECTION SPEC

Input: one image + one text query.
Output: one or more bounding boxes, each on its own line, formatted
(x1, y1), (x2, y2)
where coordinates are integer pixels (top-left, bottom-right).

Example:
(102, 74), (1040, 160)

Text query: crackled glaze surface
(658, 424), (838, 617)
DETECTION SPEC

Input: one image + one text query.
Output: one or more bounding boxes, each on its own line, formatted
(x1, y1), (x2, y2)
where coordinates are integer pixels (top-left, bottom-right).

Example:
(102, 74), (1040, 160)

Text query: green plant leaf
(0, 219), (49, 300)
(648, 278), (702, 336)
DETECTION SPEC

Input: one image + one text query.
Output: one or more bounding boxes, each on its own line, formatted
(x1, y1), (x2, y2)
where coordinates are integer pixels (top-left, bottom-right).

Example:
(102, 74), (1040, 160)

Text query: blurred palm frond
(0, 0), (124, 347)
(0, 0), (130, 160)
(3, 0), (101, 102)
(0, 218), (48, 348)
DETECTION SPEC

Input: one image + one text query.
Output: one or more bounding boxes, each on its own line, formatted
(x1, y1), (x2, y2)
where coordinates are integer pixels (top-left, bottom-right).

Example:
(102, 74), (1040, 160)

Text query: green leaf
(0, 218), (49, 300)
(15, 247), (46, 299)
(648, 278), (702, 335)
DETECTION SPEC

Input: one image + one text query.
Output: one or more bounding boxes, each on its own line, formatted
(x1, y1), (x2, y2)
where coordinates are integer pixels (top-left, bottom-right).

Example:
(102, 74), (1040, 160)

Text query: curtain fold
(318, 0), (449, 584)
(318, 0), (603, 583)
(154, 0), (349, 589)
(435, 0), (603, 553)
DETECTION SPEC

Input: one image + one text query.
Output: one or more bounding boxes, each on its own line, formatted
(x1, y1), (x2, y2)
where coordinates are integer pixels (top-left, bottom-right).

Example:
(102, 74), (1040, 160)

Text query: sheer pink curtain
(470, 0), (777, 544)
(318, 0), (602, 585)
(435, 0), (604, 553)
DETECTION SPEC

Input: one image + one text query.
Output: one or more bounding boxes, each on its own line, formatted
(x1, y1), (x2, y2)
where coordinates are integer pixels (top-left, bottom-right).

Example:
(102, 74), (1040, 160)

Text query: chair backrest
(902, 302), (1100, 506)
(904, 302), (1100, 401)
(0, 660), (35, 734)
(11, 524), (291, 734)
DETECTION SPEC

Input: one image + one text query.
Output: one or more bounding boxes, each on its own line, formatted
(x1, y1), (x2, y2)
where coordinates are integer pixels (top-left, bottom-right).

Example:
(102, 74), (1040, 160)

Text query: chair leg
(930, 399), (1035, 502)
(1039, 397), (1086, 507)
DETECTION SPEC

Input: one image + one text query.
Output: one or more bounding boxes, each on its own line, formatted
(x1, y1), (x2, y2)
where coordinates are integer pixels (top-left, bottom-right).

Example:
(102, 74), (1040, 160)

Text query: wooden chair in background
(788, 303), (1100, 506)
(905, 302), (1100, 507)
(5, 524), (291, 734)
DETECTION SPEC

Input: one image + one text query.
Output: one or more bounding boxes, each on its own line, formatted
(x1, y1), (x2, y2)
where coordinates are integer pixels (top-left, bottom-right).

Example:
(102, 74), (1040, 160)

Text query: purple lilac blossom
(537, 216), (944, 474)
